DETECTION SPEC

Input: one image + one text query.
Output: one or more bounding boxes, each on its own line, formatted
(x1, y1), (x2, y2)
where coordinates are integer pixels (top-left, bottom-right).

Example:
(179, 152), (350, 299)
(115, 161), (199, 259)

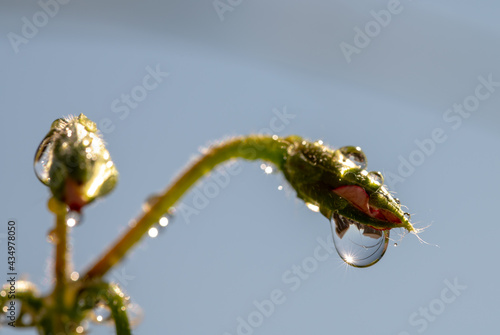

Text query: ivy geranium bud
(281, 137), (414, 232)
(34, 114), (118, 212)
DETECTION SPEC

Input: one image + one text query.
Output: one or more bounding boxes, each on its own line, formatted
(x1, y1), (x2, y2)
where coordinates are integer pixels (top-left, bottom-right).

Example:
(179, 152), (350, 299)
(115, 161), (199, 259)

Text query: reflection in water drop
(66, 211), (82, 227)
(338, 146), (367, 170)
(330, 213), (389, 267)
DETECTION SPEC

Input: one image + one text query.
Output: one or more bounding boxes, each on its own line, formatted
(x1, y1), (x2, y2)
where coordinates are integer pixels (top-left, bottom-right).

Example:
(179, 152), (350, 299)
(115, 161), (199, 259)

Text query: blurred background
(1, 1), (499, 334)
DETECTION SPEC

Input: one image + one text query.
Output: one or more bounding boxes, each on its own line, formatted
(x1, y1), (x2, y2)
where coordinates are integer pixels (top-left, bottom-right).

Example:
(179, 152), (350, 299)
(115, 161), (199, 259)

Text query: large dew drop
(34, 139), (54, 185)
(66, 211), (82, 228)
(330, 213), (389, 267)
(338, 146), (367, 170)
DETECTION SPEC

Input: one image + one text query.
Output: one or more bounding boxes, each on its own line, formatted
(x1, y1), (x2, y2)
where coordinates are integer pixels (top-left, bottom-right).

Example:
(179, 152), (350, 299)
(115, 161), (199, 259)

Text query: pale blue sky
(1, 1), (500, 334)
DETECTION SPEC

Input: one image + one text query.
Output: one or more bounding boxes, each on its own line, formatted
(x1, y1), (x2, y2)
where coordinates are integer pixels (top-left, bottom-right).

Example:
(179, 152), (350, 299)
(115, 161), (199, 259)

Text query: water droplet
(21, 313), (32, 326)
(148, 227), (159, 238)
(277, 185), (283, 191)
(260, 164), (274, 174)
(330, 213), (389, 267)
(395, 198), (401, 205)
(127, 303), (144, 327)
(404, 212), (411, 220)
(368, 171), (384, 185)
(76, 325), (85, 334)
(91, 302), (112, 323)
(159, 216), (169, 227)
(66, 211), (82, 227)
(305, 203), (320, 212)
(143, 194), (161, 212)
(339, 146), (367, 170)
(70, 271), (80, 281)
(47, 229), (58, 244)
(34, 139), (54, 185)
(272, 134), (279, 140)
(394, 243), (398, 247)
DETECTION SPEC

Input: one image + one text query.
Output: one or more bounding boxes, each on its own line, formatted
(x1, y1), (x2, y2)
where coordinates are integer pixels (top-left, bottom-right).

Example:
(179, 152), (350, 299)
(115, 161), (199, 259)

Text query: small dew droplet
(21, 313), (33, 326)
(66, 211), (82, 228)
(404, 212), (411, 220)
(339, 146), (367, 170)
(368, 171), (384, 185)
(394, 243), (398, 247)
(330, 213), (389, 267)
(277, 185), (283, 191)
(159, 216), (169, 227)
(148, 227), (159, 238)
(47, 229), (58, 244)
(70, 271), (80, 281)
(143, 194), (161, 212)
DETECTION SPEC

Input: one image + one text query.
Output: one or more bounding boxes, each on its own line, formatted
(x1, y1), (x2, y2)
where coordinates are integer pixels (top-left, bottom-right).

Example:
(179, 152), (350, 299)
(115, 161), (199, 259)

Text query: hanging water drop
(66, 211), (82, 227)
(404, 212), (411, 220)
(148, 226), (159, 238)
(330, 213), (389, 267)
(394, 242), (398, 247)
(91, 302), (112, 323)
(368, 171), (384, 185)
(34, 139), (54, 185)
(338, 146), (367, 170)
(159, 216), (169, 227)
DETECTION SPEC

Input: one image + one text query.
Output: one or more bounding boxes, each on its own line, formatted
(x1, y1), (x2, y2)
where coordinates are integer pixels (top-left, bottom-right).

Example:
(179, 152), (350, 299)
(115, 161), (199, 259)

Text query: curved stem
(79, 282), (132, 335)
(83, 135), (289, 281)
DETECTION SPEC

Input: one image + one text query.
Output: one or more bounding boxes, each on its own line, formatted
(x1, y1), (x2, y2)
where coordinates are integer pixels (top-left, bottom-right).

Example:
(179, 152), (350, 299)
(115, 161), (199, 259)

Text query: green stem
(85, 282), (132, 335)
(83, 135), (289, 280)
(54, 209), (68, 307)
(48, 198), (74, 333)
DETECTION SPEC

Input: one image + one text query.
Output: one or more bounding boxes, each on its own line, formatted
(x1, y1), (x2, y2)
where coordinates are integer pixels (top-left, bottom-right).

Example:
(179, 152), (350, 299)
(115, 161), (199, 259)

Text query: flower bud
(34, 114), (118, 212)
